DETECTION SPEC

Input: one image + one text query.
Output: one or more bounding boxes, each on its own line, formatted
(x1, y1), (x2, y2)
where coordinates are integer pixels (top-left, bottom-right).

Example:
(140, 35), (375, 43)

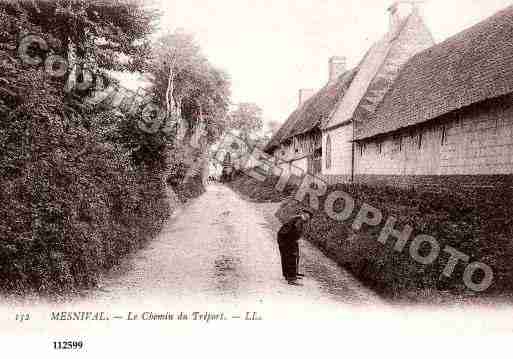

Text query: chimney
(388, 2), (417, 31)
(298, 89), (315, 107)
(329, 56), (347, 82)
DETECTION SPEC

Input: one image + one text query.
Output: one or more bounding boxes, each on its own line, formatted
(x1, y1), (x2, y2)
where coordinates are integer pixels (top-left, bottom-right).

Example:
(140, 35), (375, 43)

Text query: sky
(150, 0), (513, 129)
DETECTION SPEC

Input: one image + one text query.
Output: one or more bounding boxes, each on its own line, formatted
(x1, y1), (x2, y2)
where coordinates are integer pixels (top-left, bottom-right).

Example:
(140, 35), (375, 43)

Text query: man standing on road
(277, 209), (313, 286)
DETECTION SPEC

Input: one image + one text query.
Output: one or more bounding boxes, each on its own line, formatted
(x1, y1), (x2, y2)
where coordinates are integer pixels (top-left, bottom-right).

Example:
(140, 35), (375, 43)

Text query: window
(395, 136), (402, 152)
(441, 125), (446, 145)
(377, 141), (383, 154)
(325, 135), (332, 169)
(418, 132), (423, 149)
(360, 142), (366, 156)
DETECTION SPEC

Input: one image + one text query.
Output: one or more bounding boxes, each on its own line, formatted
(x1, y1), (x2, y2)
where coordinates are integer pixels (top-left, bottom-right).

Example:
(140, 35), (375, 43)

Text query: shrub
(229, 172), (513, 303)
(0, 105), (171, 296)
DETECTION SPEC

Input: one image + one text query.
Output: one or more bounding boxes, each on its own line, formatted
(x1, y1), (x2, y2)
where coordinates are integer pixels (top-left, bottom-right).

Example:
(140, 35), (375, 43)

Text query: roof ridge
(351, 11), (432, 120)
(286, 68), (357, 139)
(431, 5), (513, 50)
(324, 56), (369, 124)
(323, 36), (395, 130)
(356, 5), (513, 140)
(323, 9), (433, 131)
(265, 6), (436, 150)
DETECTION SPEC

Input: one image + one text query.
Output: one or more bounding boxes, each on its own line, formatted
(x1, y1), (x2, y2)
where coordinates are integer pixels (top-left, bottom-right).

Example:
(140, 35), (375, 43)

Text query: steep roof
(265, 7), (434, 153)
(286, 68), (359, 138)
(264, 105), (301, 152)
(324, 9), (434, 130)
(357, 5), (513, 140)
(263, 69), (357, 152)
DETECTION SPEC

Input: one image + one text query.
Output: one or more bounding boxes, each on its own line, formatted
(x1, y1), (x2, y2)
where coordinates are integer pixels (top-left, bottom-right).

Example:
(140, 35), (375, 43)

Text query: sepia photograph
(1, 0), (513, 356)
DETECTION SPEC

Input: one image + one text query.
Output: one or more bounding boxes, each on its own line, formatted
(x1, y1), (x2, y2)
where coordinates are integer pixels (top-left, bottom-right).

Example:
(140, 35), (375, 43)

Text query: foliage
(145, 30), (232, 144)
(0, 2), (170, 296)
(229, 173), (513, 303)
(227, 102), (263, 141)
(1, 0), (159, 72)
(0, 0), (231, 296)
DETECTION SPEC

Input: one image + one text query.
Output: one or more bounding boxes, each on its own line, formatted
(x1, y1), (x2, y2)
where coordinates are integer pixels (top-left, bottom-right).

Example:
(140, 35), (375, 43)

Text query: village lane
(86, 184), (382, 317)
(6, 185), (513, 337)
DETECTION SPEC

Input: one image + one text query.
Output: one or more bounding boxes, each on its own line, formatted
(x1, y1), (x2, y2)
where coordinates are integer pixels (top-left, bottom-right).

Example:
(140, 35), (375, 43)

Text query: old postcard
(1, 0), (513, 357)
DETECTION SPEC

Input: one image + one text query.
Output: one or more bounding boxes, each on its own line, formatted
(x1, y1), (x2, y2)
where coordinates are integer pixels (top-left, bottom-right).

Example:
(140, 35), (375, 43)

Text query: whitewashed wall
(322, 123), (353, 176)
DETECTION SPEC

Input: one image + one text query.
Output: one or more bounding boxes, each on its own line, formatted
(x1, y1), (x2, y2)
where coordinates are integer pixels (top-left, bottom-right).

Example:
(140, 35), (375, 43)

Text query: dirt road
(86, 184), (381, 316)
(5, 185), (513, 336)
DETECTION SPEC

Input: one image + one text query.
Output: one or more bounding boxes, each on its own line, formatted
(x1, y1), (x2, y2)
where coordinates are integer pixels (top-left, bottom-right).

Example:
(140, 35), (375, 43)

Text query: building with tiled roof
(265, 2), (434, 182)
(354, 5), (513, 189)
(264, 65), (358, 174)
(321, 2), (434, 182)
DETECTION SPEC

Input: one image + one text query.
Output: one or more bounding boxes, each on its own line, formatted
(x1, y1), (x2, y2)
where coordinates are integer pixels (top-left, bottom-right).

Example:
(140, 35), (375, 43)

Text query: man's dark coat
(277, 216), (304, 280)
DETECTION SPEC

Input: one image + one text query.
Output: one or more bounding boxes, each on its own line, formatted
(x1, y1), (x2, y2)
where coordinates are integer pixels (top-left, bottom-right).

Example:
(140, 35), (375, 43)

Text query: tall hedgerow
(0, 1), (170, 296)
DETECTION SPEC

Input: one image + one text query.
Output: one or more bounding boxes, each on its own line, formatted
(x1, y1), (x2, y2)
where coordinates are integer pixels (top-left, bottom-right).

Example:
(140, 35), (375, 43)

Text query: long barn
(354, 5), (513, 191)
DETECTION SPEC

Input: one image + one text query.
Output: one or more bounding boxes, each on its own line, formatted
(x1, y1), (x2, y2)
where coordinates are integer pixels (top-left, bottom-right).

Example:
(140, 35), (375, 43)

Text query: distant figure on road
(221, 152), (234, 183)
(277, 209), (313, 286)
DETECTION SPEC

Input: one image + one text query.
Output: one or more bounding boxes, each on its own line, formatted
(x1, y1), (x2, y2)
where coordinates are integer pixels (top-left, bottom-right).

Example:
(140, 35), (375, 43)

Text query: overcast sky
(152, 0), (512, 128)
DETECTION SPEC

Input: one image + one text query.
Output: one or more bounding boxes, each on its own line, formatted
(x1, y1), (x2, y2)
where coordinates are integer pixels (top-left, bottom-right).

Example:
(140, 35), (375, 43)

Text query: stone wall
(273, 95), (513, 192)
(354, 95), (513, 185)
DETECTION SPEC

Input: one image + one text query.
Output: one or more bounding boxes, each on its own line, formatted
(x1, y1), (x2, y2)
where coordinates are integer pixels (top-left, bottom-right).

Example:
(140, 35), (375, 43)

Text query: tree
(145, 30), (232, 144)
(227, 102), (263, 142)
(0, 1), (170, 294)
(3, 0), (159, 72)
